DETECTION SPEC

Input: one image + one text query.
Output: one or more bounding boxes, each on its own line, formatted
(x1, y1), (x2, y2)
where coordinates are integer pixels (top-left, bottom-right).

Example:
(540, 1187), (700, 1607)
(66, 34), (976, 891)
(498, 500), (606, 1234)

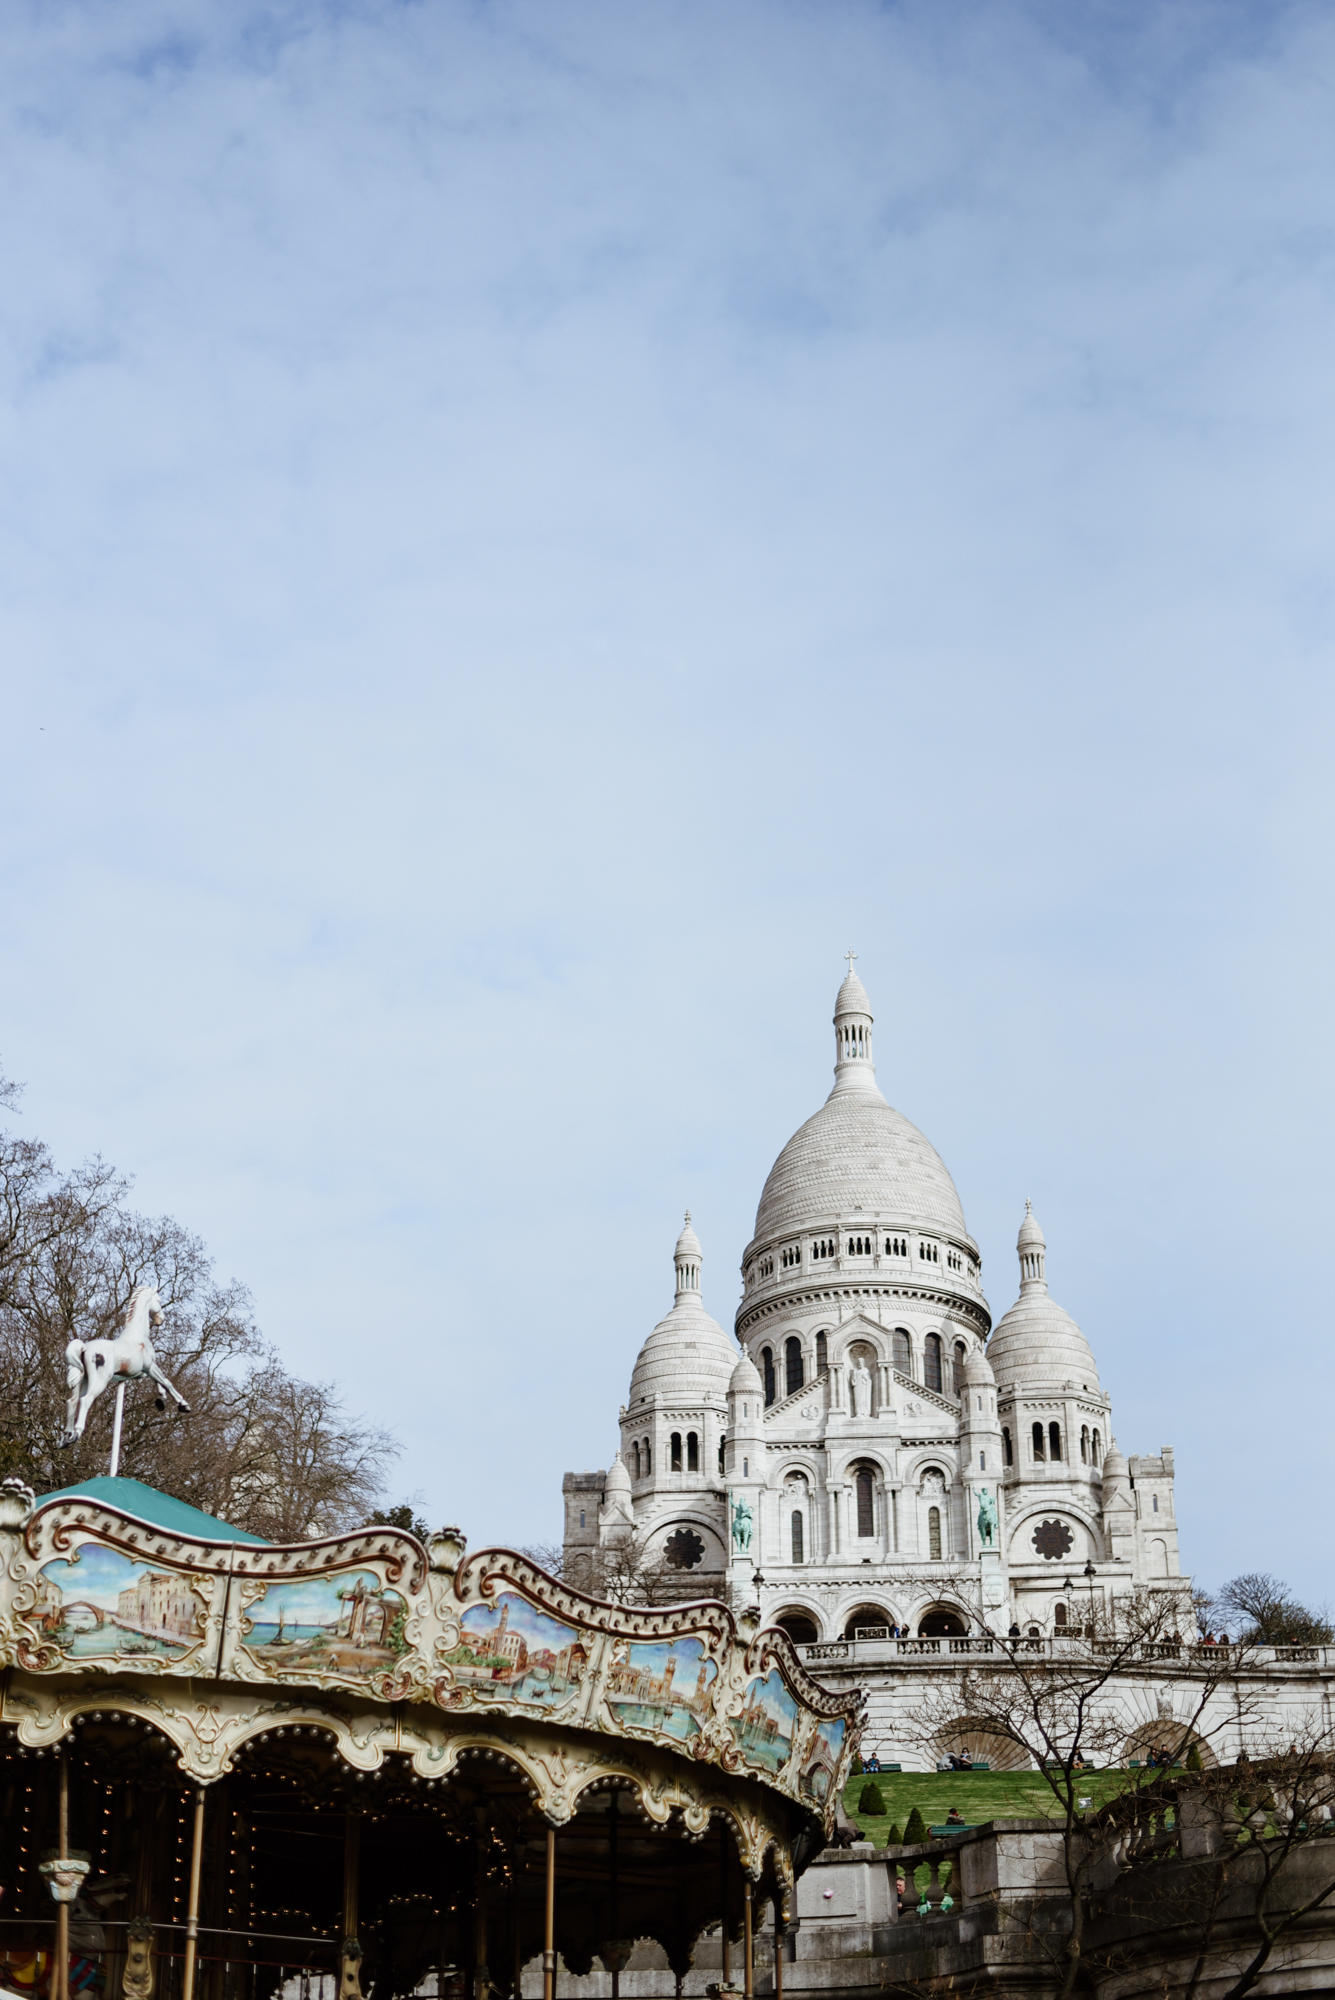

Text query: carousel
(0, 1468), (859, 2000)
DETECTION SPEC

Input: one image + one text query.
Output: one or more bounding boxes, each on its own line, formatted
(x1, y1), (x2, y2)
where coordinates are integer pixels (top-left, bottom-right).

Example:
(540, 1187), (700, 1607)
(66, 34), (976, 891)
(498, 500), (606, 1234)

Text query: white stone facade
(563, 961), (1208, 1747)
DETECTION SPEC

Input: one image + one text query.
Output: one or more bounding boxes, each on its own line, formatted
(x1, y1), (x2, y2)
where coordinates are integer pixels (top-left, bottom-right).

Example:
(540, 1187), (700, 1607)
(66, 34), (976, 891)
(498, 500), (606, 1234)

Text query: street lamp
(1083, 1560), (1097, 1631)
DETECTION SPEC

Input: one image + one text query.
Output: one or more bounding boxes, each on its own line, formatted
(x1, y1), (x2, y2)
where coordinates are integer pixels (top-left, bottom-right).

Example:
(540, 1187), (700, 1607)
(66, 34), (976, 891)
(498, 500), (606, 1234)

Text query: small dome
(835, 967), (872, 1017)
(675, 1210), (702, 1261)
(1017, 1199), (1046, 1251)
(629, 1221), (736, 1406)
(990, 1205), (1099, 1392)
(605, 1451), (631, 1496)
(630, 1300), (735, 1404)
(729, 1351), (763, 1395)
(988, 1293), (1101, 1393)
(1101, 1440), (1128, 1480)
(962, 1346), (995, 1387)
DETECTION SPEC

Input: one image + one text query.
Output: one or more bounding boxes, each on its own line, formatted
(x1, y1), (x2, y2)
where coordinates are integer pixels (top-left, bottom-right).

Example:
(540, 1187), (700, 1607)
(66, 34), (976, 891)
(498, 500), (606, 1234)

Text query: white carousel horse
(61, 1283), (191, 1448)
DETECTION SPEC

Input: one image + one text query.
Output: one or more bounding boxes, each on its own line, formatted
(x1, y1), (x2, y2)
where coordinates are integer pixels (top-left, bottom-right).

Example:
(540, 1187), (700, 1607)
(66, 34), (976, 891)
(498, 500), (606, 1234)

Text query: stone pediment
(837, 1310), (886, 1344)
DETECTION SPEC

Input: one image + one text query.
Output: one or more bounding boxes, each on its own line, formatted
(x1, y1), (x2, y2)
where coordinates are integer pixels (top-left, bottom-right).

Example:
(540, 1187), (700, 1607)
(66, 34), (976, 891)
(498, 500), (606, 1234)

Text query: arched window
(643, 1438), (651, 1476)
(954, 1340), (967, 1396)
(1080, 1425), (1089, 1464)
(815, 1330), (828, 1373)
(1049, 1421), (1063, 1461)
(785, 1336), (804, 1397)
(924, 1333), (943, 1393)
(761, 1347), (775, 1407)
(790, 1511), (804, 1564)
(928, 1506), (942, 1561)
(854, 1465), (875, 1538)
(1003, 1426), (1013, 1466)
(893, 1329), (912, 1376)
(1054, 1598), (1068, 1628)
(670, 1431), (682, 1472)
(687, 1431), (699, 1473)
(1032, 1421), (1046, 1461)
(1092, 1429), (1102, 1463)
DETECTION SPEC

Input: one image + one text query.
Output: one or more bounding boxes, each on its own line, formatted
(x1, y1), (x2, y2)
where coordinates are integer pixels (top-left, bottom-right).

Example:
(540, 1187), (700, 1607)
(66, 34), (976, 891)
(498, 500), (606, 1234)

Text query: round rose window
(1032, 1519), (1075, 1561)
(664, 1528), (705, 1570)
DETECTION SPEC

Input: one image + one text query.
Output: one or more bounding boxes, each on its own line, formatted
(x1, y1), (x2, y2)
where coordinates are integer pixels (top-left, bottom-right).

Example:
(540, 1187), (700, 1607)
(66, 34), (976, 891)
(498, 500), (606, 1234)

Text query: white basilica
(563, 963), (1185, 1647)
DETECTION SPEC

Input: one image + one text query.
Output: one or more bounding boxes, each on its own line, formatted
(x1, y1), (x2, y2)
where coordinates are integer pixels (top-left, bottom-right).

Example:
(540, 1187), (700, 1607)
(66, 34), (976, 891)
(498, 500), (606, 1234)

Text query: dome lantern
(832, 948), (877, 1097)
(674, 1212), (702, 1301)
(1018, 1199), (1047, 1294)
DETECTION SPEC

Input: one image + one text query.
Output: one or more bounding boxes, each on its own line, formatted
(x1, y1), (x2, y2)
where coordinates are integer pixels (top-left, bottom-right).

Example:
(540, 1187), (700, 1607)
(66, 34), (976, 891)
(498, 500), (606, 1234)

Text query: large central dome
(749, 964), (973, 1249)
(754, 1094), (969, 1242)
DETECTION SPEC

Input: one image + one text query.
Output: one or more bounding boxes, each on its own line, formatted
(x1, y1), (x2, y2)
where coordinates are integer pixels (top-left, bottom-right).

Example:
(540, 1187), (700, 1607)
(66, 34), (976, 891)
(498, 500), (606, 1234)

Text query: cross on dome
(844, 946), (858, 974)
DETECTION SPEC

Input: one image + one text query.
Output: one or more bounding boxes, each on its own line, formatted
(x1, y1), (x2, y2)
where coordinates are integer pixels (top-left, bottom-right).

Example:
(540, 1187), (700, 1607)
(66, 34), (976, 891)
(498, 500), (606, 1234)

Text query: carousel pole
(180, 1789), (206, 2000)
(55, 1748), (70, 2000)
(773, 1898), (783, 2000)
(718, 1828), (731, 1989)
(340, 1813), (364, 2000)
(742, 1878), (753, 2000)
(542, 1827), (556, 2000)
(108, 1382), (127, 1478)
(472, 1807), (489, 2000)
(608, 1795), (620, 2000)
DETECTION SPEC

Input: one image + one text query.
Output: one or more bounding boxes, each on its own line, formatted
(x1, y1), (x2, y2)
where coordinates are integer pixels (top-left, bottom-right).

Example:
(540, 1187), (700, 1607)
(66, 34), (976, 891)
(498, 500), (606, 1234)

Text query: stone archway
(918, 1605), (967, 1638)
(772, 1608), (820, 1645)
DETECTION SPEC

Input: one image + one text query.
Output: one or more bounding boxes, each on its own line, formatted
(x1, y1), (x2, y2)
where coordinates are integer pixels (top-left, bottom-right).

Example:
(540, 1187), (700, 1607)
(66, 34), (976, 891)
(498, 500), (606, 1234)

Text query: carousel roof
(36, 1473), (268, 1544)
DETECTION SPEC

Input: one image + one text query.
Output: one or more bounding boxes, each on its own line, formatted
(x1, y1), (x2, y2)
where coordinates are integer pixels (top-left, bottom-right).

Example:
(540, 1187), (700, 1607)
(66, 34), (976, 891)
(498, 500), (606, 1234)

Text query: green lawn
(842, 1767), (1147, 1846)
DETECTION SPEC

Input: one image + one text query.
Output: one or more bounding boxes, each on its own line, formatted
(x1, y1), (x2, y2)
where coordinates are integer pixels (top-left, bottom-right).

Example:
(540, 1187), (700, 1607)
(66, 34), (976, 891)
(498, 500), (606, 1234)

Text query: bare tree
(0, 1061), (399, 1538)
(559, 1534), (686, 1607)
(910, 1589), (1263, 2000)
(1213, 1572), (1334, 1646)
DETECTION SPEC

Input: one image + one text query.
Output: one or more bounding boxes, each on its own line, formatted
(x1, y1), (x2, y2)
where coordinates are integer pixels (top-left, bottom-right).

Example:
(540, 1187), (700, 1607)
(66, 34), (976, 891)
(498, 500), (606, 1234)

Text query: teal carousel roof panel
(35, 1475), (269, 1545)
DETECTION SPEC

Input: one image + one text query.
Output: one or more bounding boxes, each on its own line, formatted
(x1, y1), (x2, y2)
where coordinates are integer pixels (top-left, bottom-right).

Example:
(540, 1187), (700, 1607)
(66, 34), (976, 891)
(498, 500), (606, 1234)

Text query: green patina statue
(731, 1497), (754, 1552)
(977, 1487), (998, 1549)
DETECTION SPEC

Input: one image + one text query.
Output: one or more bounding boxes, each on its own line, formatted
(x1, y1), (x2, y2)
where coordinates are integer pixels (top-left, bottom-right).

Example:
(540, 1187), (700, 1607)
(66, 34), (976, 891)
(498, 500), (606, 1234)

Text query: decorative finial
(683, 1209), (691, 1226)
(844, 946), (858, 975)
(1025, 1195), (1032, 1215)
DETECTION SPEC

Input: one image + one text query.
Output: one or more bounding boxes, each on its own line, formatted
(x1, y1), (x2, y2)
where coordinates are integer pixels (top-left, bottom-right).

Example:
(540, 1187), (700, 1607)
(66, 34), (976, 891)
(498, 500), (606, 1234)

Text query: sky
(2, 0), (1334, 1606)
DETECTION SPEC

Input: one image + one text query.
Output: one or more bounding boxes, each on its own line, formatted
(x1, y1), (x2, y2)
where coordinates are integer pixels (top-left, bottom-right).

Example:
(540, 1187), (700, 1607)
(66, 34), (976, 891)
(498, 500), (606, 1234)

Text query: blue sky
(3, 1), (1333, 1604)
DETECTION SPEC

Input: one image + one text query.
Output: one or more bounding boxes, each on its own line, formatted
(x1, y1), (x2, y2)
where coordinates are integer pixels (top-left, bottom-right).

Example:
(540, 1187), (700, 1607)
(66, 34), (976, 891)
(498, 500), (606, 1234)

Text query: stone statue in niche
(848, 1353), (873, 1418)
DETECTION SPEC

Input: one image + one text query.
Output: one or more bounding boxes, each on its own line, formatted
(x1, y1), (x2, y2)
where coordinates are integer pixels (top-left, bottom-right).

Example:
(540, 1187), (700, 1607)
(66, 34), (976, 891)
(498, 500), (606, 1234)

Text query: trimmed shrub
(1186, 1743), (1203, 1772)
(850, 1753), (863, 1775)
(902, 1805), (929, 1845)
(884, 1822), (903, 1846)
(857, 1781), (886, 1815)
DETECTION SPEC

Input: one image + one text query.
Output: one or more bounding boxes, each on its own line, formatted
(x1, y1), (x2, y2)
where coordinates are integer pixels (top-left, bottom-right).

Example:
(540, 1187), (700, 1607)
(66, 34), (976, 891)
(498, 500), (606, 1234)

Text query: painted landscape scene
(31, 1544), (202, 1661)
(243, 1570), (407, 1674)
(441, 1592), (588, 1708)
(730, 1669), (798, 1774)
(605, 1636), (716, 1741)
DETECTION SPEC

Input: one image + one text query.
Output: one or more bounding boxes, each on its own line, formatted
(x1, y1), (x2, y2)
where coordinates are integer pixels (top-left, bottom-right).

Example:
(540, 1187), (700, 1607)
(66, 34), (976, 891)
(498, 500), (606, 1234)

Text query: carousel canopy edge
(0, 1479), (861, 1825)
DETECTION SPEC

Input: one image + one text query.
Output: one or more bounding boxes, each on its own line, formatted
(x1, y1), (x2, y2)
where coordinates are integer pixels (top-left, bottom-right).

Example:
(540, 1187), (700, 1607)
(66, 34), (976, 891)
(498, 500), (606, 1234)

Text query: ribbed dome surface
(628, 1299), (736, 1406)
(753, 1092), (970, 1244)
(987, 1293), (1101, 1394)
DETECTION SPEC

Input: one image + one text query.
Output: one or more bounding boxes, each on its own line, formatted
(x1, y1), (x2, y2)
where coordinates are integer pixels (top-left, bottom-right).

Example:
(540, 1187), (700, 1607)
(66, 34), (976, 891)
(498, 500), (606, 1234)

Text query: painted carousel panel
(800, 1715), (847, 1805)
(240, 1569), (409, 1676)
(603, 1635), (717, 1742)
(440, 1590), (590, 1708)
(24, 1543), (208, 1664)
(730, 1668), (799, 1775)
